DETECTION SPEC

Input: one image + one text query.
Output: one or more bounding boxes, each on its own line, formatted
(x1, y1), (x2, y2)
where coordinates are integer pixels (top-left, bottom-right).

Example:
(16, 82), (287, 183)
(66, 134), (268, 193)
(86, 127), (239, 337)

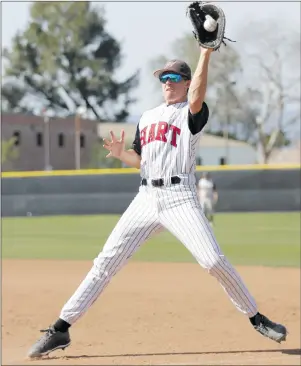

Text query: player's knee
(91, 248), (125, 279)
(91, 256), (111, 279)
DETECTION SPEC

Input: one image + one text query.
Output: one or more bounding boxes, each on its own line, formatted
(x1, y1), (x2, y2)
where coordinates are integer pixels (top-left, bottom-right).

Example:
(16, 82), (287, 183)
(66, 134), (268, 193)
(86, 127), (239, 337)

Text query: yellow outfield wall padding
(1, 164), (300, 178)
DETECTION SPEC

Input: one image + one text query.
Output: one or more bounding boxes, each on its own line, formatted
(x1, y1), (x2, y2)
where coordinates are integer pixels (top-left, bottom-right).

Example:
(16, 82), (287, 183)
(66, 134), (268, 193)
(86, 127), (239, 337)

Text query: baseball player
(28, 48), (287, 358)
(197, 172), (218, 227)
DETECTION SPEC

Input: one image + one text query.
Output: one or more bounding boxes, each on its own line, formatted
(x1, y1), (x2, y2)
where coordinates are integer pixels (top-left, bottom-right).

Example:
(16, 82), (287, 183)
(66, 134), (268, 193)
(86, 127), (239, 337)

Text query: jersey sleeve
(188, 101), (209, 135)
(132, 123), (141, 156)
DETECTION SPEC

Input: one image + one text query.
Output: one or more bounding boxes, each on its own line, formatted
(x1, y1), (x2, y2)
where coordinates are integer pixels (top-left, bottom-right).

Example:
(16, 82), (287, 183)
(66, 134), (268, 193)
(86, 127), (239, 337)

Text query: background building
(1, 113), (98, 171)
(2, 115), (299, 172)
(267, 141), (301, 164)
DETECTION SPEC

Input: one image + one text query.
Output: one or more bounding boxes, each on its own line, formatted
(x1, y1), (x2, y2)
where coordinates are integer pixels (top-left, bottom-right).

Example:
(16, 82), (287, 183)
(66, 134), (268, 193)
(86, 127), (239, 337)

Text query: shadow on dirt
(46, 347), (301, 360)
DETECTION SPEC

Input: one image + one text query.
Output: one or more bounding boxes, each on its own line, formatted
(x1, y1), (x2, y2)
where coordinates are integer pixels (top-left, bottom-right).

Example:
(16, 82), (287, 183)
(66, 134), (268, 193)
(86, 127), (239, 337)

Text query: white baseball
(204, 15), (217, 32)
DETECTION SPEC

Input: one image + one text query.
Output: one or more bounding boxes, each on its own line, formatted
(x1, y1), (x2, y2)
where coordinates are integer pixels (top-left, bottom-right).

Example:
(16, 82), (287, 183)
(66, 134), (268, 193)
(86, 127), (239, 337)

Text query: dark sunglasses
(159, 73), (185, 84)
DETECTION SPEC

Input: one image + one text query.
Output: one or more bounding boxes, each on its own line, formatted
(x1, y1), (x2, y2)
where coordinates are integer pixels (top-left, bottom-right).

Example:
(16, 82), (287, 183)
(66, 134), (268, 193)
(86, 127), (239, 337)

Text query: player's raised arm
(103, 129), (141, 169)
(188, 47), (212, 115)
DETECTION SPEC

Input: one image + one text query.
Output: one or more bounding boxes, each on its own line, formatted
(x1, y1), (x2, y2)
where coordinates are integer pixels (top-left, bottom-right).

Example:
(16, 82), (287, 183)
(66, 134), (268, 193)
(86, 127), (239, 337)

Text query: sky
(2, 1), (301, 120)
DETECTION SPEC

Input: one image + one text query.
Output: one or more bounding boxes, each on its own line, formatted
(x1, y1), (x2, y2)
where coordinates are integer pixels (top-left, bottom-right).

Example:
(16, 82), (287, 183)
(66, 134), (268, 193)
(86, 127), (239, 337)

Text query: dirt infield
(2, 260), (301, 365)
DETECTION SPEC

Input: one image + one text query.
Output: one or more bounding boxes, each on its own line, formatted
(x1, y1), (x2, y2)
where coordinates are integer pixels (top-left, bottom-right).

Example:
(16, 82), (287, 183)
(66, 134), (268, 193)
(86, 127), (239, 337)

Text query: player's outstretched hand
(103, 130), (125, 159)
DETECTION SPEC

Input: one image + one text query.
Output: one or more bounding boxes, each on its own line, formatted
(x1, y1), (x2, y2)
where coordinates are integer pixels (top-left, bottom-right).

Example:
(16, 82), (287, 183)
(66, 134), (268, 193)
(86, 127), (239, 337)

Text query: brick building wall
(1, 113), (99, 171)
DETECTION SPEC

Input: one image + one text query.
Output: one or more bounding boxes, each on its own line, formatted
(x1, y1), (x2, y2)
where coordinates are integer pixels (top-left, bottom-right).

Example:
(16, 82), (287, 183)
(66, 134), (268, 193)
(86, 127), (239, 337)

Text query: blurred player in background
(198, 172), (218, 227)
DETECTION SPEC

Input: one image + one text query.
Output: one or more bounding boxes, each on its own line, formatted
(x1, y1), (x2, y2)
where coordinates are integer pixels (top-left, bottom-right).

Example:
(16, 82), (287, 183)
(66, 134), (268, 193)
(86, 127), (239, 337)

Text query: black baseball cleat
(27, 326), (71, 358)
(251, 313), (287, 343)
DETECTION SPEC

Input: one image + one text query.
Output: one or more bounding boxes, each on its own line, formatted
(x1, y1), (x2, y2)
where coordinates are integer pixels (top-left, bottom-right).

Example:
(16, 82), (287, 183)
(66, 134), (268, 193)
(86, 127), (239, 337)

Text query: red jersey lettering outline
(147, 123), (156, 143)
(155, 122), (168, 142)
(169, 125), (181, 147)
(140, 122), (181, 149)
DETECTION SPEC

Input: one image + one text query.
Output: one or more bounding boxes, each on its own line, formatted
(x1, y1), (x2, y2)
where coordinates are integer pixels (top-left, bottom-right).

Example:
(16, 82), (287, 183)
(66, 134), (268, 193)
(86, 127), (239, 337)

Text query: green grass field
(2, 212), (300, 267)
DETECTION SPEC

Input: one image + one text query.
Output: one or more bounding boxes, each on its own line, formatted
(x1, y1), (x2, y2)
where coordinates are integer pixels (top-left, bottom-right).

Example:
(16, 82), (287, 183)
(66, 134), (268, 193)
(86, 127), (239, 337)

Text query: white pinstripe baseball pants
(60, 177), (258, 324)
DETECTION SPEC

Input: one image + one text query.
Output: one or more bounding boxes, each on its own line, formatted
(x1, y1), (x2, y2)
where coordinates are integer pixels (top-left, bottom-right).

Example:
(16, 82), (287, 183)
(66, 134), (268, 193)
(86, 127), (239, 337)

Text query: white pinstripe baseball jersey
(198, 178), (217, 201)
(132, 101), (209, 179)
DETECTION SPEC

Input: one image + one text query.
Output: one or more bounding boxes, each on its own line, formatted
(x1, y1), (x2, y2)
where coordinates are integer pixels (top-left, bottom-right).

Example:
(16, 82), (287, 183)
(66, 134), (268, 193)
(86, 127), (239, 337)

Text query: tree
(149, 22), (300, 163)
(1, 137), (19, 165)
(1, 82), (28, 113)
(2, 2), (139, 121)
(232, 20), (300, 163)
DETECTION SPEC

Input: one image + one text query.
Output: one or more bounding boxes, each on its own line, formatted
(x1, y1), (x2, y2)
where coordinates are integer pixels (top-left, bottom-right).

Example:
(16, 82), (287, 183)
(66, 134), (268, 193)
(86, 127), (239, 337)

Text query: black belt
(141, 176), (181, 187)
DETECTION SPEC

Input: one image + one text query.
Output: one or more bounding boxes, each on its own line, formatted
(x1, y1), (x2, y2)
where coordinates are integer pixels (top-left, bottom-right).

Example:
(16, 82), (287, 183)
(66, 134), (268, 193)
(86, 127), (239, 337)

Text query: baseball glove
(186, 1), (234, 51)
